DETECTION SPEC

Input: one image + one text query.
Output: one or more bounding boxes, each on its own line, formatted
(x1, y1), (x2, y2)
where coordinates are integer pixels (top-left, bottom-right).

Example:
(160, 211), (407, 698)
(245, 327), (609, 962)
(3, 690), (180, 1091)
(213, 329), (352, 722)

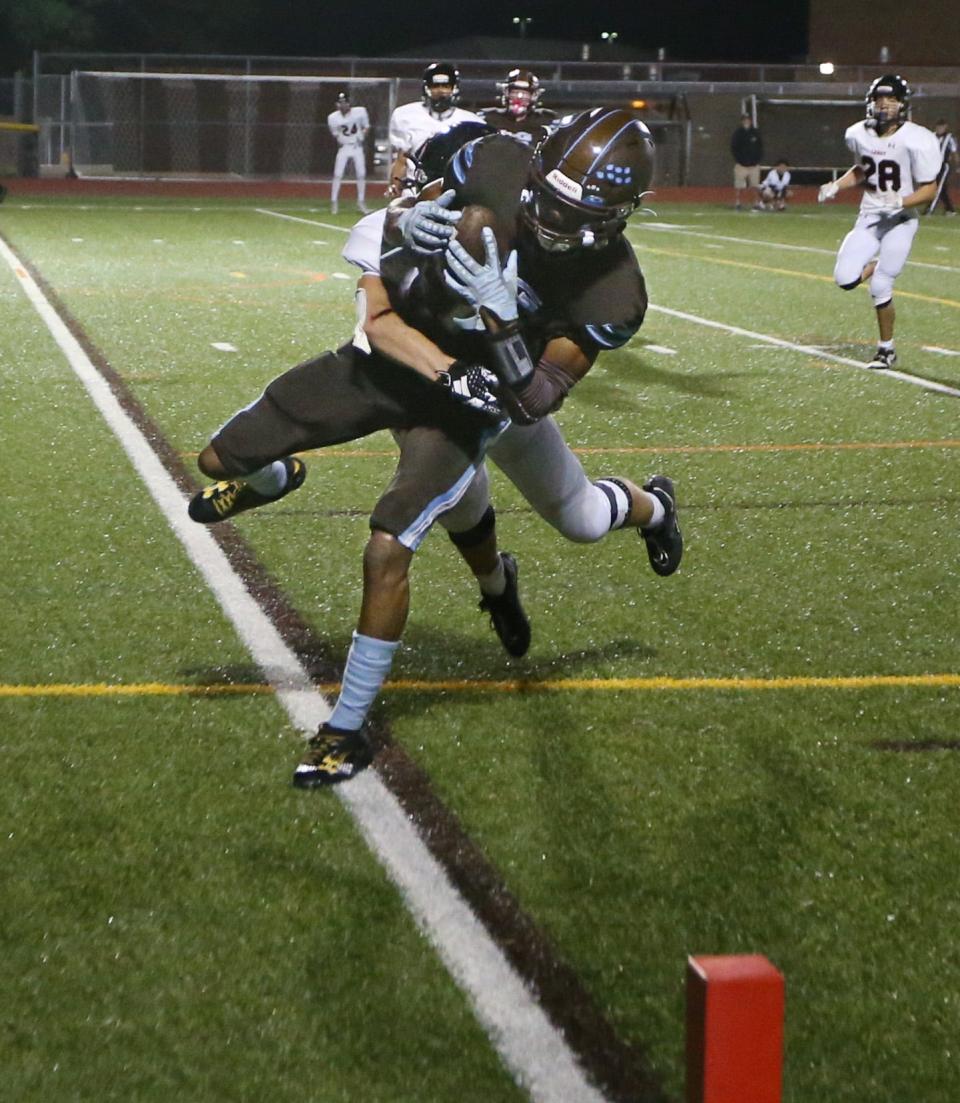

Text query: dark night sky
(2, 0), (810, 74)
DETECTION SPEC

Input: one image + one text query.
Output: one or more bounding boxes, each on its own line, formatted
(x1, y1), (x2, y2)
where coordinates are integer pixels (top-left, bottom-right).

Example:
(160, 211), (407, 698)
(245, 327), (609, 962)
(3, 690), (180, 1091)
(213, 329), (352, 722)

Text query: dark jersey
(441, 133), (648, 359)
(479, 107), (556, 147)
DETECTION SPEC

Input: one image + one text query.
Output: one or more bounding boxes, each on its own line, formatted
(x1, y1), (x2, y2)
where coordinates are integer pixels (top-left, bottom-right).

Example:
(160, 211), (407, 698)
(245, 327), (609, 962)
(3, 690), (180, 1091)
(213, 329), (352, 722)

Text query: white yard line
(923, 345), (960, 357)
(648, 303), (960, 398)
(0, 234), (607, 1103)
(256, 207), (347, 232)
(633, 222), (960, 274)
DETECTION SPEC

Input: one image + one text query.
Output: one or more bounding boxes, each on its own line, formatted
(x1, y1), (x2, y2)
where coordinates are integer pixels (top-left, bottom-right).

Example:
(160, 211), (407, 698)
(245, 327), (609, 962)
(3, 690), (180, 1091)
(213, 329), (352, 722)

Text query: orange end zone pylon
(685, 954), (785, 1103)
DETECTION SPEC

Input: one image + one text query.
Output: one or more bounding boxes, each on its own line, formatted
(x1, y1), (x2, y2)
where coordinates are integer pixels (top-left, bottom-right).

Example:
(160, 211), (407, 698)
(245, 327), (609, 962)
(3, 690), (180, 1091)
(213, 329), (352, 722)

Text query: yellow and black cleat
(187, 456), (306, 524)
(292, 723), (374, 788)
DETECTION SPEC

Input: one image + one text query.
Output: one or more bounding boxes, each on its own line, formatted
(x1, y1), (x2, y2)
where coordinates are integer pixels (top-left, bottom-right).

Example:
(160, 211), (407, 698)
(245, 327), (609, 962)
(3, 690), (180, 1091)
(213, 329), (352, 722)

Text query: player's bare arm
(359, 274), (454, 381)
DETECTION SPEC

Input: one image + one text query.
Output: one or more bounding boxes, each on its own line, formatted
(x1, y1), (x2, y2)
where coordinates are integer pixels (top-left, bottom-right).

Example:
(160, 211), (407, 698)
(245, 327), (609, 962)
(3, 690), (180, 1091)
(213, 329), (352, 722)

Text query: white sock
(878, 339), (894, 350)
(641, 491), (666, 530)
(245, 460), (288, 496)
(477, 555), (506, 597)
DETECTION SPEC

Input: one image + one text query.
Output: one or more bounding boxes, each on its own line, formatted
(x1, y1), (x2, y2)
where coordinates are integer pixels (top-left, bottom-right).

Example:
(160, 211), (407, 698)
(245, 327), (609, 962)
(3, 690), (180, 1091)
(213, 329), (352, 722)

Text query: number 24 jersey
(844, 119), (941, 216)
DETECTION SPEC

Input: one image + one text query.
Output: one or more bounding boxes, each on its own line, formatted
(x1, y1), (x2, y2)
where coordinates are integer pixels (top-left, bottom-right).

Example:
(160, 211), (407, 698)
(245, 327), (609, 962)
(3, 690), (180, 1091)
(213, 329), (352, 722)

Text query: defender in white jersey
(327, 92), (370, 215)
(818, 74), (940, 369)
(387, 62), (483, 197)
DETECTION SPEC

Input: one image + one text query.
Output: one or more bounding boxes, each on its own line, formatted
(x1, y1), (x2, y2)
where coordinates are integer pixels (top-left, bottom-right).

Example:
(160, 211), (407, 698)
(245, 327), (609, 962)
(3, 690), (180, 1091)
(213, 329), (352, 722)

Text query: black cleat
(640, 475), (683, 577)
(866, 347), (897, 370)
(292, 722), (373, 788)
(188, 456), (306, 523)
(478, 552), (531, 657)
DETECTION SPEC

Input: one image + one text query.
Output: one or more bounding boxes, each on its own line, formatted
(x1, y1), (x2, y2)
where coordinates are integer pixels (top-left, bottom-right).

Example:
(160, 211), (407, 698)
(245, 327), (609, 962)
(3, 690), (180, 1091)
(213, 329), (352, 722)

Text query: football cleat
(866, 347), (897, 370)
(640, 475), (683, 577)
(187, 456), (306, 524)
(478, 552), (531, 657)
(292, 723), (374, 788)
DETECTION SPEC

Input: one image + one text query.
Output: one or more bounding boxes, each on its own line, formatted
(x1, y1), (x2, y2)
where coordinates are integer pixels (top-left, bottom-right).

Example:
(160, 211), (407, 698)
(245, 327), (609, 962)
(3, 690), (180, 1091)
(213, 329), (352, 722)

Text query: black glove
(437, 361), (504, 420)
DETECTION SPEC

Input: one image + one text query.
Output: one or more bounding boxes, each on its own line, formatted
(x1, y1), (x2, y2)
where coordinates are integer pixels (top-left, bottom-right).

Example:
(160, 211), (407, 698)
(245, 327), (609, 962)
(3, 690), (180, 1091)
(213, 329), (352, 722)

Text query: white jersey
(388, 100), (484, 157)
(328, 106), (369, 147)
(761, 167), (791, 192)
(844, 119), (941, 217)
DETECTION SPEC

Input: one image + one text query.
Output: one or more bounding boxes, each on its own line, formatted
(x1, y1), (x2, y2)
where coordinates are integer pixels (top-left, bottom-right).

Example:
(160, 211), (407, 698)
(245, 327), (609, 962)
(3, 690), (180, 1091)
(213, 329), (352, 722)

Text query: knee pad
(446, 505), (496, 549)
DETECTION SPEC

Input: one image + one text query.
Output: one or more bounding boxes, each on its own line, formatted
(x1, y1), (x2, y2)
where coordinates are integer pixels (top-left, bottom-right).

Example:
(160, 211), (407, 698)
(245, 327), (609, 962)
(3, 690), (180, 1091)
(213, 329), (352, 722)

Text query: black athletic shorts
(211, 341), (505, 549)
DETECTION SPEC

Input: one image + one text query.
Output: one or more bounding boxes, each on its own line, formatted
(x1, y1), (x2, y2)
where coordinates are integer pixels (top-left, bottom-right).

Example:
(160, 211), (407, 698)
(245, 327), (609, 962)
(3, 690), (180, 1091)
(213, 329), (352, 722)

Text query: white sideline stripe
(648, 303), (960, 398)
(255, 207), (348, 233)
(923, 345), (960, 357)
(0, 235), (607, 1103)
(633, 222), (960, 274)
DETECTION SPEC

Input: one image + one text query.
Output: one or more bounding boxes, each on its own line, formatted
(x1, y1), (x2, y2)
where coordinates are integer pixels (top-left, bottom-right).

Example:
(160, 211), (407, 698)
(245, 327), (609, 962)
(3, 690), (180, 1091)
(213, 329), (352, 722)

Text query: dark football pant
(210, 341), (505, 550)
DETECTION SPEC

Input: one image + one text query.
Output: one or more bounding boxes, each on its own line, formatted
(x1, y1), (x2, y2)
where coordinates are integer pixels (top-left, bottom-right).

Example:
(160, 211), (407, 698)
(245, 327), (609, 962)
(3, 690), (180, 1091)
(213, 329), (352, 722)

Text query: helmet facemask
(864, 75), (910, 135)
(521, 183), (630, 253)
(506, 89), (533, 120)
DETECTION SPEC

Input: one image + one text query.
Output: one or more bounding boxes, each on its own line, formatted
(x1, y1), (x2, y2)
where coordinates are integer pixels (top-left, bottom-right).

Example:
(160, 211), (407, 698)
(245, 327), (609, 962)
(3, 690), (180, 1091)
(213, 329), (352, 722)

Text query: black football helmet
(412, 121), (496, 188)
(498, 68), (542, 119)
(335, 92), (350, 109)
(865, 74), (911, 134)
(522, 108), (655, 252)
(422, 62), (461, 115)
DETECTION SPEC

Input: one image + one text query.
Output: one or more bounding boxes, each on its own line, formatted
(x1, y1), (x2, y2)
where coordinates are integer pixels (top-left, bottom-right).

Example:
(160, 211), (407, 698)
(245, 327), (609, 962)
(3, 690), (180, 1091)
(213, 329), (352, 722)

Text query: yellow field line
(3, 674), (959, 699)
(179, 438), (960, 461)
(641, 244), (960, 309)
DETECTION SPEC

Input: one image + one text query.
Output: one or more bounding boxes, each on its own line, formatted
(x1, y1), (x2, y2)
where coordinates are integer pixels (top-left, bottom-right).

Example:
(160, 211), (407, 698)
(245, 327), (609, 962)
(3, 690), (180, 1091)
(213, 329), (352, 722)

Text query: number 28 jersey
(844, 119), (941, 217)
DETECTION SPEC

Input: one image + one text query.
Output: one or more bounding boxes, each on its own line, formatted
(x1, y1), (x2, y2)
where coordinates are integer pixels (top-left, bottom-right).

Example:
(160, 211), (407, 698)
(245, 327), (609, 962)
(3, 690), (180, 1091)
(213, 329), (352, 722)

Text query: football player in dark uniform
(187, 107), (680, 788)
(480, 68), (556, 146)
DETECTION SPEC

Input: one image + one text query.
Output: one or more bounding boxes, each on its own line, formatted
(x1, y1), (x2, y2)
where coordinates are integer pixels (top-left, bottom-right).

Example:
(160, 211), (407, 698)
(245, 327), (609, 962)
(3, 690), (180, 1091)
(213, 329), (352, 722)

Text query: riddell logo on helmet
(545, 169), (583, 201)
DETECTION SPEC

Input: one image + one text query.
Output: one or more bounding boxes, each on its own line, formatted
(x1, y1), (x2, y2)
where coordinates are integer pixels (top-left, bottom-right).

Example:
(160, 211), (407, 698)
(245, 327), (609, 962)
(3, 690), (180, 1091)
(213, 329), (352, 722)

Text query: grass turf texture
(1, 196), (958, 1101)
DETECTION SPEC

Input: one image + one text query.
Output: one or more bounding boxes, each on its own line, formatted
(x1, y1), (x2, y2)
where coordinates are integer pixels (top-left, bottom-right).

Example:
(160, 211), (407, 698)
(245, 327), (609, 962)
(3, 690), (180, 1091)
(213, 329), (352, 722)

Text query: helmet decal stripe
(586, 121), (643, 177)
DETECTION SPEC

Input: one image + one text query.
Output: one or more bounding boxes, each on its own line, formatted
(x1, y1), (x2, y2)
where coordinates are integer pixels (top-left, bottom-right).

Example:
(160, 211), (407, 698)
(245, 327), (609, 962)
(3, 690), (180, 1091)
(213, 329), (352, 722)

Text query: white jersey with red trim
(844, 119), (941, 216)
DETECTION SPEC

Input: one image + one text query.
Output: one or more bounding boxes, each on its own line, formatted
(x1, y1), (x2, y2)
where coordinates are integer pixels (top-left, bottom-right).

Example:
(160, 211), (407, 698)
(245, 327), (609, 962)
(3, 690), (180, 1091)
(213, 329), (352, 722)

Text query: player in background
(479, 68), (556, 146)
(927, 119), (957, 215)
(818, 74), (940, 369)
(759, 159), (792, 210)
(327, 92), (370, 215)
(387, 63), (483, 197)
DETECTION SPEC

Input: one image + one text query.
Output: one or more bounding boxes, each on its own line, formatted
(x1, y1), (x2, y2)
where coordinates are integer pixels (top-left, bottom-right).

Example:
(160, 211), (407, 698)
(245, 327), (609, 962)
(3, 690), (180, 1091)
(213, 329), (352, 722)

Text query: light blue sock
(329, 632), (400, 731)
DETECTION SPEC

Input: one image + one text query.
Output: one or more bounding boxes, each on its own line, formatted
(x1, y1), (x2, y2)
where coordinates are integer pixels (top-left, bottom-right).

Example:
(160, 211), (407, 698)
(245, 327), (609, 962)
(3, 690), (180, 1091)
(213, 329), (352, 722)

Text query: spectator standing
(731, 113), (763, 210)
(327, 92), (370, 215)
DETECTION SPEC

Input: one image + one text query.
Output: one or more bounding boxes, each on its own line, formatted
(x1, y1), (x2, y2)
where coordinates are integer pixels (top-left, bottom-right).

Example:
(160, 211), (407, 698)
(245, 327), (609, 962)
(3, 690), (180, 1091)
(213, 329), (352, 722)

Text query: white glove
(878, 191), (904, 212)
(396, 189), (462, 254)
(818, 181), (839, 204)
(444, 227), (519, 323)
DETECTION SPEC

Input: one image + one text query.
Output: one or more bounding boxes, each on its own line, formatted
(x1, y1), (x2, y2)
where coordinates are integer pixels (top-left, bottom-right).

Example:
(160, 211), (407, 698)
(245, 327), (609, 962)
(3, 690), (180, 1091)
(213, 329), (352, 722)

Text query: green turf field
(1, 195), (958, 1102)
